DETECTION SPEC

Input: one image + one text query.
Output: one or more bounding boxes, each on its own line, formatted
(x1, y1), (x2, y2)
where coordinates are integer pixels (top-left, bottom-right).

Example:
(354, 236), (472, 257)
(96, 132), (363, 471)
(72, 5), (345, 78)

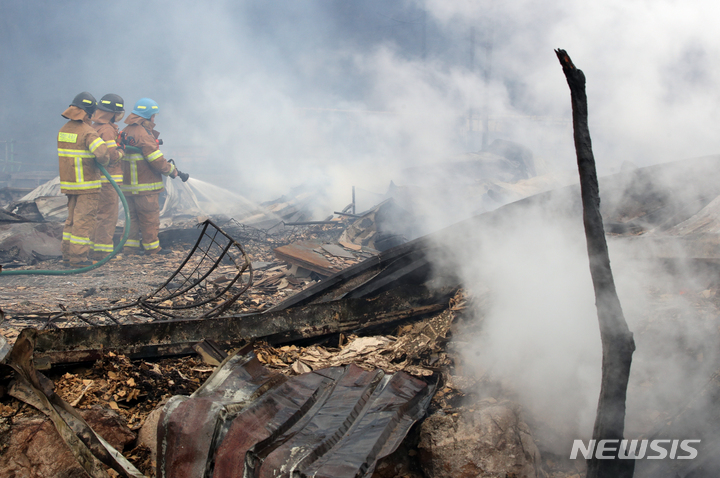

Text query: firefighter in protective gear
(58, 92), (110, 266)
(120, 98), (179, 255)
(90, 94), (125, 260)
(131, 97), (159, 118)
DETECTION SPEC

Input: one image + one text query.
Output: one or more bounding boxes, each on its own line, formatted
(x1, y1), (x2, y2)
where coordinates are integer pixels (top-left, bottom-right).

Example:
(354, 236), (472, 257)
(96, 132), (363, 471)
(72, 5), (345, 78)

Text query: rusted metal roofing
(157, 345), (435, 478)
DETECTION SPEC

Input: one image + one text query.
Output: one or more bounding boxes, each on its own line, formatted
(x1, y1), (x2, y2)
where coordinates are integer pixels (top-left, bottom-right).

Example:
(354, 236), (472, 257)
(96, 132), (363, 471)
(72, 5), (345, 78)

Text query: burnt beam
(556, 49), (635, 478)
(29, 286), (451, 368)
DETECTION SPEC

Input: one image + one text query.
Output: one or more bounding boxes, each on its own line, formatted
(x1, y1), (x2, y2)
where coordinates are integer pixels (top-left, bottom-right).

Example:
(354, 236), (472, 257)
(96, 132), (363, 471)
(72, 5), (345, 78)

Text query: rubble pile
(0, 353), (211, 475)
(0, 407), (139, 477)
(253, 291), (462, 378)
(4, 155), (720, 476)
(418, 401), (543, 478)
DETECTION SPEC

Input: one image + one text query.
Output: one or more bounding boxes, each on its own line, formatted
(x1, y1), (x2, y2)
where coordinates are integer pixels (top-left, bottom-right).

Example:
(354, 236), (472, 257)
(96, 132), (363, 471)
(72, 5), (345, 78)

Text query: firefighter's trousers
(62, 193), (99, 263)
(91, 183), (120, 259)
(123, 193), (161, 254)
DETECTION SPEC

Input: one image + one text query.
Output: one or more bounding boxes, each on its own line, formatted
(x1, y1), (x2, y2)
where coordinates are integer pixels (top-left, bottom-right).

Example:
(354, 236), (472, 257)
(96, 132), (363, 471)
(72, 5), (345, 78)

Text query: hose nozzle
(168, 159), (190, 182)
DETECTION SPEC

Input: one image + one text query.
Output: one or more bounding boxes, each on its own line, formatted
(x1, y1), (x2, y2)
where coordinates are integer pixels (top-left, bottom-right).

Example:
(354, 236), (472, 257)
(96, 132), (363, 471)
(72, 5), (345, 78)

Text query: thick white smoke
(6, 1), (720, 211)
(433, 160), (720, 463)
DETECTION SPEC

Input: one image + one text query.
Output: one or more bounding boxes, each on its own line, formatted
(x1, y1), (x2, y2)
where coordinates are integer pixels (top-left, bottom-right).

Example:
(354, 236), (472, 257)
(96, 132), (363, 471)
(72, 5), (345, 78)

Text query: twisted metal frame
(7, 220), (253, 329)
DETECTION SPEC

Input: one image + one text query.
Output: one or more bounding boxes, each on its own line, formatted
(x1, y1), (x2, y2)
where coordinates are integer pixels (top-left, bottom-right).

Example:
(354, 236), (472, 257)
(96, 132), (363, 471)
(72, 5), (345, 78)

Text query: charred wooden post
(555, 49), (636, 478)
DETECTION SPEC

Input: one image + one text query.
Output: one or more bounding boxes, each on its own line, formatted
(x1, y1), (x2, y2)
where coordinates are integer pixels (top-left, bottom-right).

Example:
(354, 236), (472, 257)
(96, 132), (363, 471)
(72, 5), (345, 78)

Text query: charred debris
(3, 147), (720, 476)
(0, 162), (466, 477)
(557, 50), (635, 478)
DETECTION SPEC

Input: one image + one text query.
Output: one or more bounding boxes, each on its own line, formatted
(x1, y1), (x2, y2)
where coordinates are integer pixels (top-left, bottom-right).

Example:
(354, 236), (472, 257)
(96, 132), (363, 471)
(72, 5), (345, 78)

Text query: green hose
(0, 163), (130, 276)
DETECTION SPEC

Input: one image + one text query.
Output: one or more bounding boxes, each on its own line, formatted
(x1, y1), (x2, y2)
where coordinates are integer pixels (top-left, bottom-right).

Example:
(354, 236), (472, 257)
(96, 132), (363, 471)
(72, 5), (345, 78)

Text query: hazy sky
(2, 0), (720, 203)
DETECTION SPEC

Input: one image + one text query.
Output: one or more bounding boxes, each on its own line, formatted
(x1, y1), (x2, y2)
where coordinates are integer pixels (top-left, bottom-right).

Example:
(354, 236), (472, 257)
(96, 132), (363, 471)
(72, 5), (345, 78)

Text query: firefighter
(90, 93), (125, 260)
(58, 92), (110, 266)
(120, 98), (179, 255)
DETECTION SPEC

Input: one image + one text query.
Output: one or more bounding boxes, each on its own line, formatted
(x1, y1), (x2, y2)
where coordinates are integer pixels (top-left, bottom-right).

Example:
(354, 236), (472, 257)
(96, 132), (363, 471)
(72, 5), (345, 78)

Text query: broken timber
(557, 48), (635, 478)
(273, 241), (342, 276)
(22, 286), (448, 368)
(269, 238), (432, 311)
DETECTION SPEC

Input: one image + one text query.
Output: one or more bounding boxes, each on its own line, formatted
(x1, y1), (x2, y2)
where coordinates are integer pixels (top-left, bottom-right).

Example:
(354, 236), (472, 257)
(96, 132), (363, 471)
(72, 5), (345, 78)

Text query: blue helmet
(132, 98), (159, 119)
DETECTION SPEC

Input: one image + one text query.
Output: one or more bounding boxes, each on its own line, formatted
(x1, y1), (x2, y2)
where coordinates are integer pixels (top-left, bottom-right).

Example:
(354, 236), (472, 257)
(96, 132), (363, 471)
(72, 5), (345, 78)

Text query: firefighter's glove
(117, 132), (128, 151)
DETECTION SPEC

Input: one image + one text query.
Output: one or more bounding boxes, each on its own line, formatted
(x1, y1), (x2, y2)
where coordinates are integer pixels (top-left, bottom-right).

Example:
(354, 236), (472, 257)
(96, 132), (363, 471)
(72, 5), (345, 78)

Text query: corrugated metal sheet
(157, 345), (435, 478)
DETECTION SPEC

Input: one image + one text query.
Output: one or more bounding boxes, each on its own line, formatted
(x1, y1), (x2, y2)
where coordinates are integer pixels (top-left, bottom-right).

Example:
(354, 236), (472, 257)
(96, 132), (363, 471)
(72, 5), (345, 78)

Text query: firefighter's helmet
(132, 98), (159, 119)
(70, 92), (97, 117)
(97, 94), (125, 113)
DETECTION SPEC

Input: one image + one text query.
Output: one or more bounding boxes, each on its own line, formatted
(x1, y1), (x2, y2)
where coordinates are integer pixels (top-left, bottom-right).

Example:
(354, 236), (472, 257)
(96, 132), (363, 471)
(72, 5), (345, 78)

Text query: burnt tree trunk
(555, 49), (636, 478)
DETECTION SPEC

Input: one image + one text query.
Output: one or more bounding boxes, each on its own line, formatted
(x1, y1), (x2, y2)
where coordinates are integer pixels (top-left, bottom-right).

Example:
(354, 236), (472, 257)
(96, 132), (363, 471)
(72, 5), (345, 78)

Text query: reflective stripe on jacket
(93, 119), (123, 184)
(58, 110), (110, 195)
(120, 114), (176, 196)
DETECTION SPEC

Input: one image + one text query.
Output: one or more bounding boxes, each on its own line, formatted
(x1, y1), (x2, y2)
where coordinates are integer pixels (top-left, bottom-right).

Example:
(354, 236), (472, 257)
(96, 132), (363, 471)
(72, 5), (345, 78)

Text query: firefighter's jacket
(58, 106), (110, 195)
(120, 114), (176, 196)
(92, 110), (123, 184)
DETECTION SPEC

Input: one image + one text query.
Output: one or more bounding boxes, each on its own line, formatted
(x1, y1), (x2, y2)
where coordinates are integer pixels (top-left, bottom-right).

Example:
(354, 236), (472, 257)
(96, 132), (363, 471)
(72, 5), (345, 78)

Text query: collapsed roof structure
(3, 152), (720, 476)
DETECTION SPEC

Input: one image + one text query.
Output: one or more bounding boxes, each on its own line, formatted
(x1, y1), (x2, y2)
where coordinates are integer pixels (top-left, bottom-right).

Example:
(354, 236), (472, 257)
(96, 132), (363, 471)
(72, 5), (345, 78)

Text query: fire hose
(0, 163), (130, 276)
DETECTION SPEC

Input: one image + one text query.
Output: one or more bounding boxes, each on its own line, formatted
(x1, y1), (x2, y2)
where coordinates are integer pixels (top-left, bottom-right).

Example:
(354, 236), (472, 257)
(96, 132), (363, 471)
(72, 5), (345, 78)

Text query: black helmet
(97, 93), (125, 113)
(70, 91), (97, 117)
